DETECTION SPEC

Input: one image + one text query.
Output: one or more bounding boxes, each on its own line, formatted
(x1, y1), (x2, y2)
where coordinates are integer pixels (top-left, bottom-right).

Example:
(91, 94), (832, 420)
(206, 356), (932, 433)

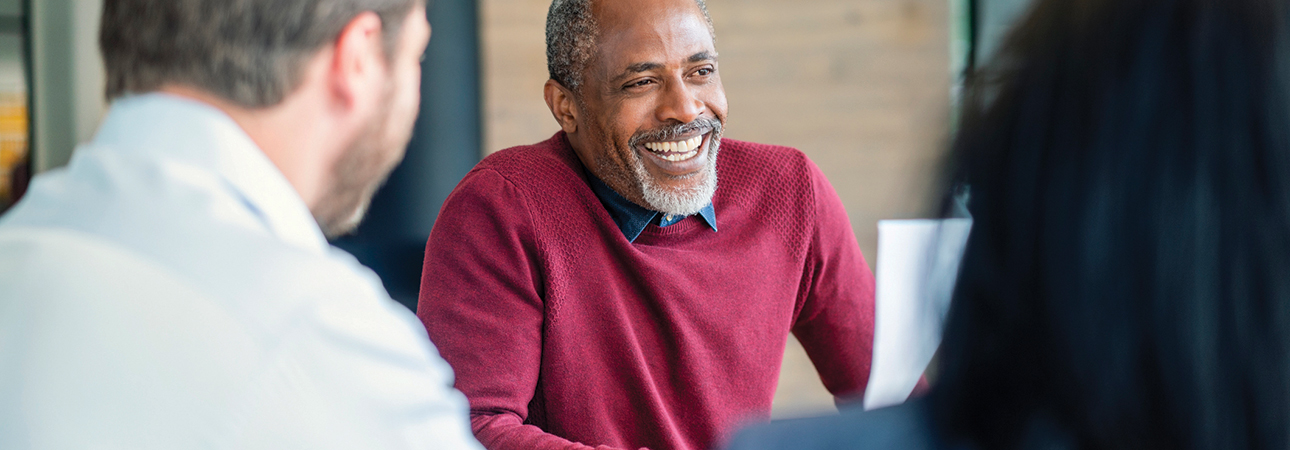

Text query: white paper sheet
(863, 219), (972, 410)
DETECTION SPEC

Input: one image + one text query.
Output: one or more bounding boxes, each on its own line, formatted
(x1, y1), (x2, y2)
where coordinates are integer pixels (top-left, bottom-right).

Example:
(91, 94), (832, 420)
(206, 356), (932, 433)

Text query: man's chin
(315, 145), (400, 240)
(640, 168), (717, 217)
(317, 198), (371, 239)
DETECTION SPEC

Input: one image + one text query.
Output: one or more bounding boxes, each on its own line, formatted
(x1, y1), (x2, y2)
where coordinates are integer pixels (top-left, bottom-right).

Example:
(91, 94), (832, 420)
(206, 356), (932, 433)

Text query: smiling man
(417, 0), (878, 449)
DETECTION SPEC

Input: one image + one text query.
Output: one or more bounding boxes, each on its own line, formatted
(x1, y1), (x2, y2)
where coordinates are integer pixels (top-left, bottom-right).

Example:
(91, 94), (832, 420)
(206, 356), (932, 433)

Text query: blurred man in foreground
(418, 0), (885, 449)
(0, 1), (480, 448)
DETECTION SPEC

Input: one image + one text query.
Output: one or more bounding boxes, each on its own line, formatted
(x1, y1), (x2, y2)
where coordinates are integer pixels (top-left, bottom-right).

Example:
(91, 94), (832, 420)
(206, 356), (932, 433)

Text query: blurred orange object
(0, 90), (28, 204)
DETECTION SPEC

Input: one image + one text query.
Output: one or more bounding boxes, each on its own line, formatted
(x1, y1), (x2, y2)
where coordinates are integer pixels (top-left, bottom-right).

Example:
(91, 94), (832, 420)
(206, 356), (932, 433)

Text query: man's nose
(655, 80), (704, 124)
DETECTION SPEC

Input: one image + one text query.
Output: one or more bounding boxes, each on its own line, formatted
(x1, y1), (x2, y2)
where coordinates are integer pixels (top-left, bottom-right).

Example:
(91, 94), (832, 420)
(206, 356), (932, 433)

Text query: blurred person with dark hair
(416, 0), (890, 449)
(0, 1), (482, 448)
(726, 0), (1290, 448)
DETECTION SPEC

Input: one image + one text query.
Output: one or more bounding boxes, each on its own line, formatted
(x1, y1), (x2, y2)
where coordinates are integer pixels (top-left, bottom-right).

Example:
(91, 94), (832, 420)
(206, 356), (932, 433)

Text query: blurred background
(0, 0), (1034, 419)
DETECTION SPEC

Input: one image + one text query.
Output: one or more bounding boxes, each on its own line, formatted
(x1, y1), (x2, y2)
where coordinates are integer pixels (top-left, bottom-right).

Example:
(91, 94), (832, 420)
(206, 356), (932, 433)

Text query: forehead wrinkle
(590, 0), (714, 72)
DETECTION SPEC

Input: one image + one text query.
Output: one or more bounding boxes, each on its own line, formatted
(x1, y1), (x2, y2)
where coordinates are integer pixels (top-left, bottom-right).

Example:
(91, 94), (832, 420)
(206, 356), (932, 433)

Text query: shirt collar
(586, 172), (716, 242)
(91, 93), (329, 254)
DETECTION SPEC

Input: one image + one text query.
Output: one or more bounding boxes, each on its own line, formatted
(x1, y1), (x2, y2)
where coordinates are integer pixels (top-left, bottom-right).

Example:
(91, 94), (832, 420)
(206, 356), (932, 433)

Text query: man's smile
(642, 134), (704, 162)
(635, 131), (712, 177)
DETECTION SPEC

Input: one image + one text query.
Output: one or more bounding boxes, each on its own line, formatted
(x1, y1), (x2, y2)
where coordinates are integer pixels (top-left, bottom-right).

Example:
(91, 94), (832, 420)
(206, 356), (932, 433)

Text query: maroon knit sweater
(418, 132), (875, 450)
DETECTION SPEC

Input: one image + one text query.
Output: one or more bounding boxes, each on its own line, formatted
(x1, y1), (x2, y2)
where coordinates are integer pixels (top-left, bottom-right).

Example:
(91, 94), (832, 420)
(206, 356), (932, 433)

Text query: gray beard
(592, 117), (724, 217)
(632, 134), (720, 216)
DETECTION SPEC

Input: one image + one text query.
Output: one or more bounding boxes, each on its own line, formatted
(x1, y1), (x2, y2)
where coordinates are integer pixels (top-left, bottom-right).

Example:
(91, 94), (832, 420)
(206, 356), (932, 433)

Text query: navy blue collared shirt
(587, 173), (717, 242)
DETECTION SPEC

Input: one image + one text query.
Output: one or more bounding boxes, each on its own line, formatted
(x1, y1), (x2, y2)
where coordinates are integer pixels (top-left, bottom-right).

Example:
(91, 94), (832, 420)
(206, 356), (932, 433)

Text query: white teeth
(660, 149), (699, 162)
(683, 135), (701, 152)
(643, 134), (705, 161)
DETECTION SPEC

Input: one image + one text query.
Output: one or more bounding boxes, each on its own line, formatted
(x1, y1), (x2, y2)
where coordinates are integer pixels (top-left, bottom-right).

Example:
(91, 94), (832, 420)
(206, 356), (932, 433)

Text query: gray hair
(545, 0), (714, 92)
(100, 0), (423, 108)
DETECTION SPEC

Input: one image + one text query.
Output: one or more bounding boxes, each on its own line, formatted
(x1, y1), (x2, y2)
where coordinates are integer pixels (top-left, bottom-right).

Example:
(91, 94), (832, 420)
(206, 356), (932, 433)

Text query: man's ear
(544, 79), (580, 134)
(330, 11), (385, 110)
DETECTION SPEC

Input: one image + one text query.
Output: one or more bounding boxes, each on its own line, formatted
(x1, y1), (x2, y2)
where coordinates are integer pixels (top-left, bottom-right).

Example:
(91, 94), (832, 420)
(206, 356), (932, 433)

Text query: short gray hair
(545, 0), (714, 92)
(100, 0), (423, 108)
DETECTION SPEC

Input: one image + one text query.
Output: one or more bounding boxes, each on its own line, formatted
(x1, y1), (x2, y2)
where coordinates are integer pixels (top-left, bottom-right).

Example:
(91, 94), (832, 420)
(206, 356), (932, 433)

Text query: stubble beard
(313, 90), (406, 239)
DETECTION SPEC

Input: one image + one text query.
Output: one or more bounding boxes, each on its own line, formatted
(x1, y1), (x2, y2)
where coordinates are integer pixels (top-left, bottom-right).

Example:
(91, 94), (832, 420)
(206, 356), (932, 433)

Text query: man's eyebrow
(618, 62), (664, 79)
(688, 51), (717, 63)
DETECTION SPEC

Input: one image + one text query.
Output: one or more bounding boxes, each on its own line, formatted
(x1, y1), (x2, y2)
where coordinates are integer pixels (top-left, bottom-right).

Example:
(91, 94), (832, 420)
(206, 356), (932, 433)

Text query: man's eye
(625, 79), (654, 89)
(696, 68), (713, 76)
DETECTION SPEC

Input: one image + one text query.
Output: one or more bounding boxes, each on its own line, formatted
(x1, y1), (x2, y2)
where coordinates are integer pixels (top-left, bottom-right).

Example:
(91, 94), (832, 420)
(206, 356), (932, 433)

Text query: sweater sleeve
(790, 160), (876, 406)
(417, 169), (633, 450)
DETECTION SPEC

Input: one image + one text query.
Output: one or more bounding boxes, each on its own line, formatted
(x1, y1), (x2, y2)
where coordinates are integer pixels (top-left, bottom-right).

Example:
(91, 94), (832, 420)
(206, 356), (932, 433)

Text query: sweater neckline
(637, 215), (710, 238)
(581, 164), (716, 242)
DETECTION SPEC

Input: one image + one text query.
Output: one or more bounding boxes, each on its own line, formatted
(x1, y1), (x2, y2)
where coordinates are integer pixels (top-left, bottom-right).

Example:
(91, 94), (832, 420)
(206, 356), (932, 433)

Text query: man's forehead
(590, 0), (715, 69)
(592, 0), (703, 25)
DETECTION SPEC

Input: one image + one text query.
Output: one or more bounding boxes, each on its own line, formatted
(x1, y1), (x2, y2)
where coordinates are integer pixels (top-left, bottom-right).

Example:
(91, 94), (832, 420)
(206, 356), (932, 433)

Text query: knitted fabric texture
(418, 132), (876, 450)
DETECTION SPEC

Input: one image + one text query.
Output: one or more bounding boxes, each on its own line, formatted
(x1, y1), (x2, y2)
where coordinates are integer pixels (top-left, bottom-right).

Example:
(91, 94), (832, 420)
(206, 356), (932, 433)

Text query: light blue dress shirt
(0, 93), (482, 450)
